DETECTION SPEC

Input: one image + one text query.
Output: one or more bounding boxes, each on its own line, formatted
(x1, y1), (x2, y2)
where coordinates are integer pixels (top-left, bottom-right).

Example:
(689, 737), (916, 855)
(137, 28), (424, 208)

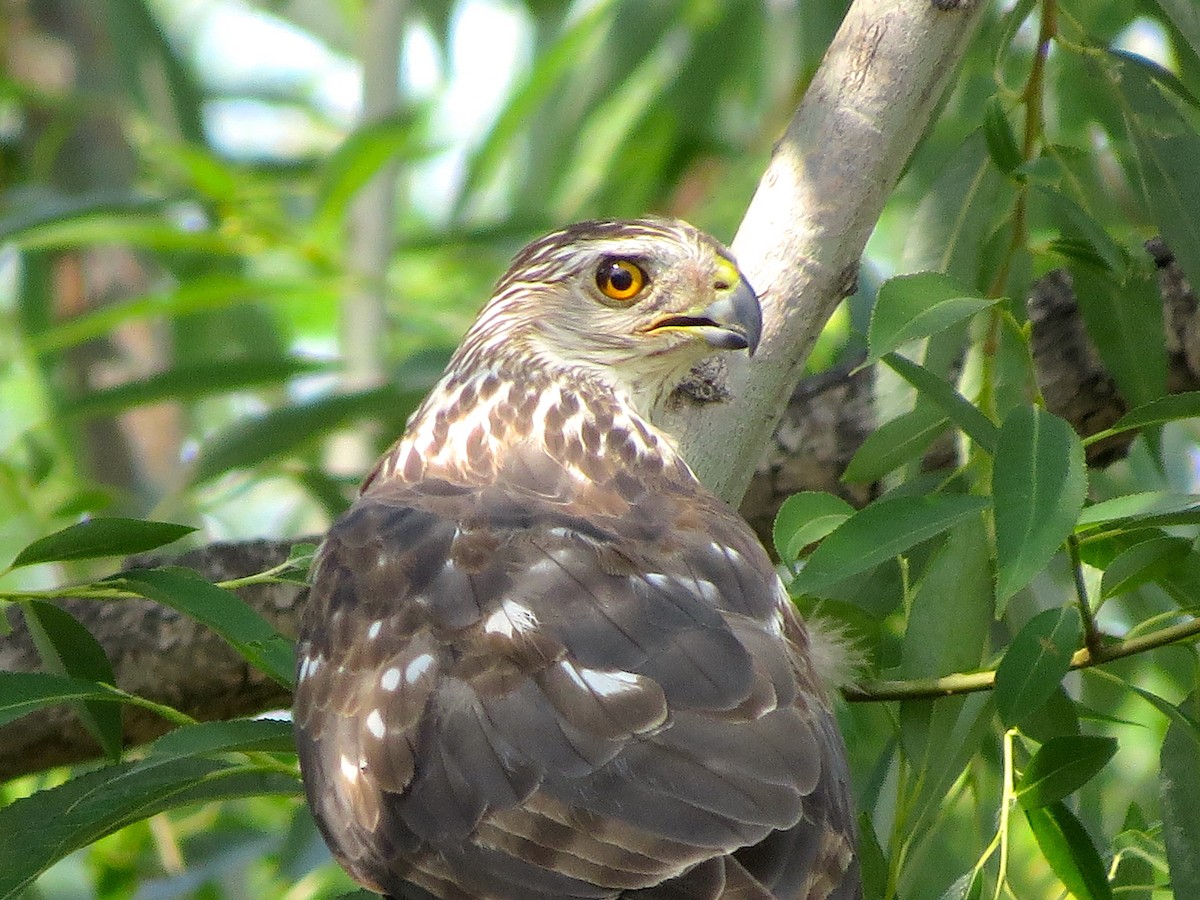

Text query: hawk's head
(453, 217), (761, 413)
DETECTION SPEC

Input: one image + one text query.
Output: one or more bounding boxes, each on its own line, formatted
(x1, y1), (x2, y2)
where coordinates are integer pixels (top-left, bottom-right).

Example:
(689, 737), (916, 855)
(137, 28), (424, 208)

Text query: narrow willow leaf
(1037, 184), (1128, 274)
(1153, 0), (1200, 64)
(866, 272), (996, 364)
(791, 494), (989, 597)
(882, 353), (999, 452)
(1099, 392), (1200, 440)
(1160, 698), (1200, 898)
(61, 357), (327, 420)
(148, 718), (295, 761)
(315, 110), (431, 229)
(842, 404), (950, 483)
(116, 567), (295, 687)
(902, 130), (1009, 286)
(993, 406), (1088, 602)
(772, 492), (855, 566)
(0, 672), (133, 729)
(983, 95), (1023, 174)
(995, 606), (1082, 728)
(29, 277), (339, 356)
(1110, 53), (1200, 296)
(0, 756), (301, 898)
(1017, 735), (1118, 808)
(191, 386), (421, 484)
(1101, 536), (1191, 599)
(938, 870), (984, 900)
(900, 520), (993, 828)
(1070, 263), (1166, 411)
(22, 601), (122, 760)
(1077, 492), (1200, 531)
(1026, 801), (1114, 900)
(9, 518), (195, 568)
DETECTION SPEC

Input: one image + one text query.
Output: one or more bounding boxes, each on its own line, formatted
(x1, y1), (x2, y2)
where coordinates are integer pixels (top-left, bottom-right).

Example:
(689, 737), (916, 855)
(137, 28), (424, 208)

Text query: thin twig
(844, 614), (1200, 702)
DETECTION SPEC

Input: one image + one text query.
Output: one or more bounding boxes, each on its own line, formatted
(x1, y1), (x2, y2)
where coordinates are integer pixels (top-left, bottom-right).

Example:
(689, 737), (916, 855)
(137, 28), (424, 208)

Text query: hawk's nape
(294, 218), (862, 899)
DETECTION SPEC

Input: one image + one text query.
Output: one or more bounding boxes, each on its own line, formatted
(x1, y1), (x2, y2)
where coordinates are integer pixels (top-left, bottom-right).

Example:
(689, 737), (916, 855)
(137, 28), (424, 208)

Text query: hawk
(294, 218), (861, 899)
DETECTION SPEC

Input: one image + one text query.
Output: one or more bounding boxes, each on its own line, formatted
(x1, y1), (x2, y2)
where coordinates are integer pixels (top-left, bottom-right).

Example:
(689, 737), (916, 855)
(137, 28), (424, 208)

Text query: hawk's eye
(596, 259), (647, 302)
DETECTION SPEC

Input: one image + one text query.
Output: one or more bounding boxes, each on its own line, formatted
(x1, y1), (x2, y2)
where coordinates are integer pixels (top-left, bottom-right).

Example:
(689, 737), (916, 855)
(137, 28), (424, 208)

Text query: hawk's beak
(645, 276), (763, 355)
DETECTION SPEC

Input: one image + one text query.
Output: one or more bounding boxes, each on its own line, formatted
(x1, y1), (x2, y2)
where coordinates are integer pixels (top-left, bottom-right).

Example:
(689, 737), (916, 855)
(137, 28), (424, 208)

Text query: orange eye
(596, 259), (647, 302)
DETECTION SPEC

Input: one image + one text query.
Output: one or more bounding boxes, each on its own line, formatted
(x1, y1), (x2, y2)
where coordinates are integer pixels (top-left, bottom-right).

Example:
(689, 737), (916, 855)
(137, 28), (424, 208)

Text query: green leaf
(866, 272), (996, 364)
(983, 96), (1023, 174)
(115, 568), (295, 687)
(1025, 801), (1114, 900)
(1077, 491), (1200, 532)
(899, 519), (994, 829)
(455, 2), (613, 215)
(995, 606), (1082, 728)
(1100, 536), (1192, 599)
(902, 130), (1009, 287)
(148, 717), (295, 761)
(993, 406), (1088, 602)
(1101, 391), (1200, 440)
(790, 494), (989, 597)
(772, 492), (855, 566)
(29, 277), (339, 355)
(937, 870), (984, 900)
(1070, 263), (1166, 411)
(315, 110), (431, 229)
(1037, 185), (1128, 274)
(882, 352), (999, 453)
(9, 518), (196, 568)
(0, 672), (134, 729)
(1109, 53), (1200, 298)
(22, 601), (123, 760)
(901, 517), (994, 680)
(842, 404), (950, 483)
(191, 386), (421, 484)
(0, 756), (301, 898)
(1017, 735), (1118, 808)
(1154, 0), (1200, 64)
(1160, 694), (1200, 898)
(61, 357), (328, 420)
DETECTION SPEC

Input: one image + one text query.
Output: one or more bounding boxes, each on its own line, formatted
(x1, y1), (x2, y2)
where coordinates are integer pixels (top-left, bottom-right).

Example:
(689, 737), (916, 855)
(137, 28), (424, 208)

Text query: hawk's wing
(294, 460), (857, 900)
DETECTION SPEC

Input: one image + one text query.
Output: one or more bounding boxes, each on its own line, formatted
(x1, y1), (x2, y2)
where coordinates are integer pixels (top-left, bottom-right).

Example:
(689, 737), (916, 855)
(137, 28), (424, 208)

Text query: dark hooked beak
(645, 276), (763, 355)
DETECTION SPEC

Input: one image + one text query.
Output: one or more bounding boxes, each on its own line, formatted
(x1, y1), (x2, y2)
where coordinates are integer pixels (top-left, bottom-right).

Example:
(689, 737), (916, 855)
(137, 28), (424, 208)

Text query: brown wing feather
(295, 461), (858, 899)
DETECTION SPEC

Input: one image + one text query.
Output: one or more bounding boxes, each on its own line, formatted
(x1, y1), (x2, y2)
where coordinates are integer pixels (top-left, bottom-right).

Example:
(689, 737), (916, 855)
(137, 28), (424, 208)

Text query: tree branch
(660, 0), (987, 505)
(844, 615), (1200, 702)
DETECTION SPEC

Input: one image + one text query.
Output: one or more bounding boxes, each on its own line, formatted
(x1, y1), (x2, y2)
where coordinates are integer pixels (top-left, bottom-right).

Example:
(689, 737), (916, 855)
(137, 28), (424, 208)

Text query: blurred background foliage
(2, 0), (1200, 897)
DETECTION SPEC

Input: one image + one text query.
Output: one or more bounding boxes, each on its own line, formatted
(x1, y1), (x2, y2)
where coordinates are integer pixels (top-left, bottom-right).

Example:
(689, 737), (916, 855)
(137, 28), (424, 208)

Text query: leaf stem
(844, 614), (1200, 702)
(1066, 534), (1104, 657)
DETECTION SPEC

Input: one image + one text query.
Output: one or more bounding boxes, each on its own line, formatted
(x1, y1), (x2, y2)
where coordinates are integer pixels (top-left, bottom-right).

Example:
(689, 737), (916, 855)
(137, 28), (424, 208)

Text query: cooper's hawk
(294, 218), (861, 899)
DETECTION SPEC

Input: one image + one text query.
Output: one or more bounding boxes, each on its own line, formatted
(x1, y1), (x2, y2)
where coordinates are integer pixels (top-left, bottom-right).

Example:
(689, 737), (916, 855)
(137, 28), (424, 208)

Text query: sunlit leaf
(790, 494), (989, 597)
(866, 273), (995, 364)
(772, 492), (855, 566)
(9, 518), (195, 568)
(1077, 491), (1200, 532)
